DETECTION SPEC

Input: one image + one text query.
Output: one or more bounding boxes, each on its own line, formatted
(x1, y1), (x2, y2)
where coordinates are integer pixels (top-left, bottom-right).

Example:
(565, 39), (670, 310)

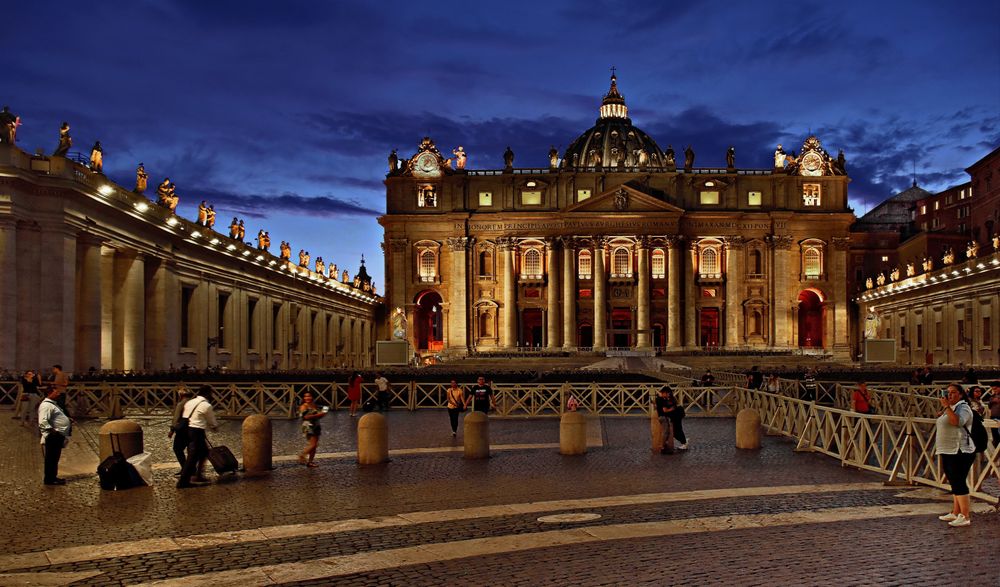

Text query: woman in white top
(934, 383), (976, 527)
(445, 380), (466, 437)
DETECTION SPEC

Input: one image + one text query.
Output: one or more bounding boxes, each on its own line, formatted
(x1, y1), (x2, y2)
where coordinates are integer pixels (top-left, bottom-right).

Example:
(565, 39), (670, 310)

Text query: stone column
(666, 237), (682, 349)
(39, 227), (77, 371)
(831, 237), (851, 358)
(447, 236), (470, 355)
(75, 237), (103, 371)
(593, 237), (607, 351)
(116, 252), (145, 371)
(636, 237), (650, 348)
(685, 241), (699, 347)
(499, 237), (517, 348)
(546, 238), (560, 348)
(724, 236), (743, 348)
(0, 220), (16, 369)
(100, 247), (115, 368)
(770, 235), (793, 348)
(561, 237), (576, 349)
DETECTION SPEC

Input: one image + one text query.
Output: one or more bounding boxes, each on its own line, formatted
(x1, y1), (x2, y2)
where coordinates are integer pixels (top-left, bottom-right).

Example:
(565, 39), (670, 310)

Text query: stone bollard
(463, 411), (489, 459)
(650, 409), (663, 452)
(241, 414), (272, 475)
(559, 411), (587, 455)
(98, 419), (143, 461)
(357, 413), (388, 465)
(735, 408), (762, 449)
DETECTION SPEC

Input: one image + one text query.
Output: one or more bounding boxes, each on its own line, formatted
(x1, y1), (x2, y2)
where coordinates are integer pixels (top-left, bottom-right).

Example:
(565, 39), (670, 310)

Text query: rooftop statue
(966, 240), (979, 259)
(236, 219), (245, 239)
(836, 149), (846, 174)
(316, 256), (325, 275)
(503, 146), (514, 169)
(774, 144), (786, 169)
(53, 122), (72, 157)
(388, 148), (398, 173)
(993, 234), (999, 251)
(257, 230), (266, 250)
(342, 269), (349, 283)
(298, 249), (307, 267)
(683, 145), (695, 170)
(229, 218), (240, 239)
(279, 241), (291, 260)
(905, 262), (915, 277)
(134, 163), (148, 193)
(635, 147), (648, 168)
(452, 146), (467, 170)
(876, 272), (886, 286)
(329, 263), (337, 278)
(198, 201), (208, 225)
(206, 205), (217, 229)
(726, 146), (735, 169)
(942, 246), (955, 265)
(89, 141), (103, 172)
(865, 277), (873, 289)
(549, 146), (559, 168)
(0, 106), (17, 144)
(922, 256), (933, 272)
(664, 145), (675, 169)
(889, 267), (900, 282)
(262, 231), (271, 251)
(156, 178), (179, 212)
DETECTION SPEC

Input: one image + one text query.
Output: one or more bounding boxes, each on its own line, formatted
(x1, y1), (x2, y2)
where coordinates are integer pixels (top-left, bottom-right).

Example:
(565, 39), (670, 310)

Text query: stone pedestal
(357, 413), (388, 465)
(559, 411), (587, 455)
(98, 419), (143, 461)
(735, 408), (762, 449)
(241, 414), (272, 475)
(650, 408), (662, 452)
(463, 411), (490, 459)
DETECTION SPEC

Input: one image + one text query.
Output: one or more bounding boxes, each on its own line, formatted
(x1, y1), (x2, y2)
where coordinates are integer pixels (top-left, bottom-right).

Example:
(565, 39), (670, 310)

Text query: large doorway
(611, 308), (632, 347)
(521, 308), (544, 347)
(415, 291), (443, 350)
(579, 324), (593, 348)
(653, 323), (664, 348)
(798, 290), (823, 348)
(699, 308), (720, 347)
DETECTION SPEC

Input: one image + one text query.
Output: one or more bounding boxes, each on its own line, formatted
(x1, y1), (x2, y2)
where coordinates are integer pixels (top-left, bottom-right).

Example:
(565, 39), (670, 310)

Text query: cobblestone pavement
(1, 410), (996, 586)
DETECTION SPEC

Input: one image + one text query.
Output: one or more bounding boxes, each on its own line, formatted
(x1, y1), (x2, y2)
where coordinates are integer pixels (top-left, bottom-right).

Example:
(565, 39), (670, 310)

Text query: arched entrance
(798, 289), (823, 348)
(521, 308), (543, 347)
(414, 291), (443, 350)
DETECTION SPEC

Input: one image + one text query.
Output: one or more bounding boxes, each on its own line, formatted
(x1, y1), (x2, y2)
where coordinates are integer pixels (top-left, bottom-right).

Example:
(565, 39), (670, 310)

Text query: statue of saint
(966, 240), (979, 259)
(257, 230), (266, 250)
(53, 122), (72, 157)
(865, 277), (873, 289)
(388, 149), (398, 173)
(665, 145), (675, 168)
(774, 144), (786, 168)
(635, 148), (648, 168)
(0, 106), (17, 144)
(548, 146), (559, 168)
(262, 231), (271, 251)
(922, 256), (933, 272)
(726, 146), (735, 169)
(89, 141), (103, 172)
(876, 272), (886, 286)
(298, 250), (307, 267)
(863, 310), (881, 340)
(889, 267), (900, 282)
(589, 148), (602, 168)
(943, 246), (955, 265)
(503, 146), (514, 169)
(993, 234), (1000, 251)
(237, 219), (245, 239)
(280, 241), (291, 260)
(316, 257), (325, 275)
(229, 218), (240, 239)
(683, 145), (695, 170)
(156, 178), (176, 209)
(330, 263), (337, 278)
(342, 269), (350, 283)
(206, 205), (217, 229)
(134, 163), (148, 193)
(452, 146), (467, 170)
(197, 201), (208, 225)
(905, 262), (915, 277)
(572, 152), (579, 167)
(836, 149), (846, 174)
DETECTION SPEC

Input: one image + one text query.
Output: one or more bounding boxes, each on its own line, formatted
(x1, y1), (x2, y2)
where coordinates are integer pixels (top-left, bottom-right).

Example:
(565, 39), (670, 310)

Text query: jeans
(21, 394), (41, 427)
(43, 432), (64, 483)
(172, 429), (189, 468)
(377, 391), (390, 412)
(179, 428), (208, 485)
(670, 415), (687, 445)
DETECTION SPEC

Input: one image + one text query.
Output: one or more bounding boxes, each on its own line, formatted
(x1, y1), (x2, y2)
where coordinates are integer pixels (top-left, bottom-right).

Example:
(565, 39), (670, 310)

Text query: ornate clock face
(412, 152), (440, 178)
(799, 152), (824, 176)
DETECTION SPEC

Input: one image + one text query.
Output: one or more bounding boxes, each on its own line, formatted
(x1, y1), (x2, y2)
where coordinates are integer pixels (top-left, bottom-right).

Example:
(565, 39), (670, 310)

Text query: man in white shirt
(38, 385), (72, 485)
(374, 373), (390, 412)
(177, 386), (218, 489)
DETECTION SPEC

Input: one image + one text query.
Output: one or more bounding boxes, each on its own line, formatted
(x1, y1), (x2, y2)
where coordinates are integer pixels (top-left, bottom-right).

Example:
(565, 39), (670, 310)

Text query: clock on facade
(412, 152), (441, 178)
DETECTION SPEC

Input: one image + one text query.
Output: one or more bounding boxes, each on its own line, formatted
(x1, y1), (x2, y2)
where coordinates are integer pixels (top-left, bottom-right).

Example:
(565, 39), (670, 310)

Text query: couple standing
(655, 387), (688, 454)
(445, 376), (494, 437)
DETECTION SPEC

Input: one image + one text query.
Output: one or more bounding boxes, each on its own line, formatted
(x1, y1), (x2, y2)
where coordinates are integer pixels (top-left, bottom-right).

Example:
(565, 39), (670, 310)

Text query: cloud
(191, 188), (382, 220)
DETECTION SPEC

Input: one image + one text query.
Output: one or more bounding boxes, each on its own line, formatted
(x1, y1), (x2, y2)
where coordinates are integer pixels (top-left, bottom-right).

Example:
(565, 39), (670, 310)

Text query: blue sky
(7, 0), (999, 287)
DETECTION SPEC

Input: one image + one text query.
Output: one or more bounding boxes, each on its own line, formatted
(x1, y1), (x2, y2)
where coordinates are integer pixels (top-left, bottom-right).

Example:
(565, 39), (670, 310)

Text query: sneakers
(948, 514), (971, 527)
(677, 443), (688, 450)
(938, 513), (958, 521)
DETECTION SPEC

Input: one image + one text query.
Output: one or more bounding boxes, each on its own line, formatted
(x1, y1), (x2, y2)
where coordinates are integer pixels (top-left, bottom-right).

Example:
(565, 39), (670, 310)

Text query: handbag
(173, 398), (204, 433)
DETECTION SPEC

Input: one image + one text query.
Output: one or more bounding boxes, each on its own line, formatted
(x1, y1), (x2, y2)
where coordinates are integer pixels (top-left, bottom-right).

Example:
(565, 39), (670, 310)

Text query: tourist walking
(18, 370), (42, 428)
(746, 366), (763, 390)
(177, 386), (217, 489)
(298, 392), (326, 467)
(852, 382), (874, 414)
(167, 388), (194, 469)
(38, 385), (71, 485)
(935, 383), (976, 527)
(374, 372), (390, 412)
(469, 376), (494, 413)
(445, 379), (466, 436)
(663, 388), (688, 449)
(654, 387), (676, 454)
(346, 372), (362, 417)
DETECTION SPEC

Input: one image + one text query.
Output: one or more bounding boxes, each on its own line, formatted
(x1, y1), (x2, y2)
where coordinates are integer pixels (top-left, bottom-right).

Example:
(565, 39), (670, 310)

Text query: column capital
(446, 236), (471, 252)
(767, 235), (793, 250)
(722, 235), (744, 249)
(387, 237), (409, 252)
(831, 236), (851, 250)
(664, 235), (684, 249)
(544, 237), (558, 251)
(496, 236), (515, 251)
(633, 235), (649, 249)
(592, 235), (607, 249)
(558, 235), (577, 250)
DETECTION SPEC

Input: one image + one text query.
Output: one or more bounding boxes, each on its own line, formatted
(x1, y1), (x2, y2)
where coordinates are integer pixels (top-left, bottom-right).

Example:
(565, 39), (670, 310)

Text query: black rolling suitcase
(362, 397), (377, 412)
(97, 434), (135, 490)
(206, 440), (239, 475)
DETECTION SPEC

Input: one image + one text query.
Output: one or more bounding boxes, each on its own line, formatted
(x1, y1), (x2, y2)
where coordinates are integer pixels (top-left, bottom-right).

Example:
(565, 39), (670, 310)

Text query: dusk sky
(8, 0), (999, 287)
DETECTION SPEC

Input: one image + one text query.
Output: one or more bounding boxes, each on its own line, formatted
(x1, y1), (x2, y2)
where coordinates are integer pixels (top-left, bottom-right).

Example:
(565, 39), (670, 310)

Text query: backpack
(964, 411), (988, 454)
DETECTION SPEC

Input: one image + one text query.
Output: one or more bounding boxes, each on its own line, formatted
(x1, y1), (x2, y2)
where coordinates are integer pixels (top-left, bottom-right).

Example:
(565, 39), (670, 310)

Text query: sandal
(307, 462), (319, 468)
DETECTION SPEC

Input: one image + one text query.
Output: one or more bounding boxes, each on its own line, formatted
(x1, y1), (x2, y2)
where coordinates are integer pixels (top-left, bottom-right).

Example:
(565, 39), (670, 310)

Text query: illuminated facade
(380, 76), (855, 358)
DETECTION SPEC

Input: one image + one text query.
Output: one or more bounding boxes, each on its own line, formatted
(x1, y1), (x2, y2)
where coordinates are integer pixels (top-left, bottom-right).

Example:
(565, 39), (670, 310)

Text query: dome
(562, 75), (666, 170)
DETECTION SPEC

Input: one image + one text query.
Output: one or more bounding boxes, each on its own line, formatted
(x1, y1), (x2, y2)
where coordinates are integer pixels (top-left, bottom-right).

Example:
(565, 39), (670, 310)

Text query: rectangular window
(747, 191), (762, 206)
(417, 185), (437, 207)
(478, 192), (492, 206)
(935, 319), (942, 348)
(802, 183), (821, 206)
(577, 189), (591, 202)
(521, 191), (542, 205)
(920, 205), (927, 215)
(881, 256), (889, 262)
(900, 326), (906, 348)
(957, 319), (965, 347)
(934, 201), (939, 210)
(218, 292), (230, 349)
(180, 285), (195, 348)
(272, 304), (281, 350)
(247, 298), (257, 351)
(651, 250), (665, 278)
(700, 191), (719, 205)
(916, 324), (923, 349)
(984, 317), (992, 347)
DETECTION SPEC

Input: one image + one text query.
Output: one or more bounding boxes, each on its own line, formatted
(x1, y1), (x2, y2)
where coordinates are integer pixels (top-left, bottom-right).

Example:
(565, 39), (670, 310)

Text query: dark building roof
(853, 182), (930, 231)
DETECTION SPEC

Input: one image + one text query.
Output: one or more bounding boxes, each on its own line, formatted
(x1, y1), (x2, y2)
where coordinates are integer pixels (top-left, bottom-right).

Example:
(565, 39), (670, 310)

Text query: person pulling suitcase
(177, 385), (218, 489)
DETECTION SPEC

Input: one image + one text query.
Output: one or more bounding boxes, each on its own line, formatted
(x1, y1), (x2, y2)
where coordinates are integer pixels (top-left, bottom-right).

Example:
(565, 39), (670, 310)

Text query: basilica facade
(380, 76), (855, 359)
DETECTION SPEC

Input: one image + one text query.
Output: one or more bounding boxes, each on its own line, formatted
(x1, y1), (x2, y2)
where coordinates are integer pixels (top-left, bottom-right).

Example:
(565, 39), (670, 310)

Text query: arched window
(479, 250), (493, 277)
(612, 247), (631, 277)
(700, 247), (719, 276)
(651, 249), (665, 278)
(419, 250), (436, 282)
(523, 248), (542, 278)
(803, 247), (822, 278)
(749, 249), (763, 275)
(578, 250), (592, 279)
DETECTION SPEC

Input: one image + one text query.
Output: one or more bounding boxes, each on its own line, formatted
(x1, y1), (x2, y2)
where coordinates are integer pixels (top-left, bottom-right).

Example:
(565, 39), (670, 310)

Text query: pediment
(563, 185), (684, 214)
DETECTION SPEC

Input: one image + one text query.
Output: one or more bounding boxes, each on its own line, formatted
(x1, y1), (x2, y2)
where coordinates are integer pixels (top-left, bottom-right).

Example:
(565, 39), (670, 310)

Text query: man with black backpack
(177, 386), (218, 489)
